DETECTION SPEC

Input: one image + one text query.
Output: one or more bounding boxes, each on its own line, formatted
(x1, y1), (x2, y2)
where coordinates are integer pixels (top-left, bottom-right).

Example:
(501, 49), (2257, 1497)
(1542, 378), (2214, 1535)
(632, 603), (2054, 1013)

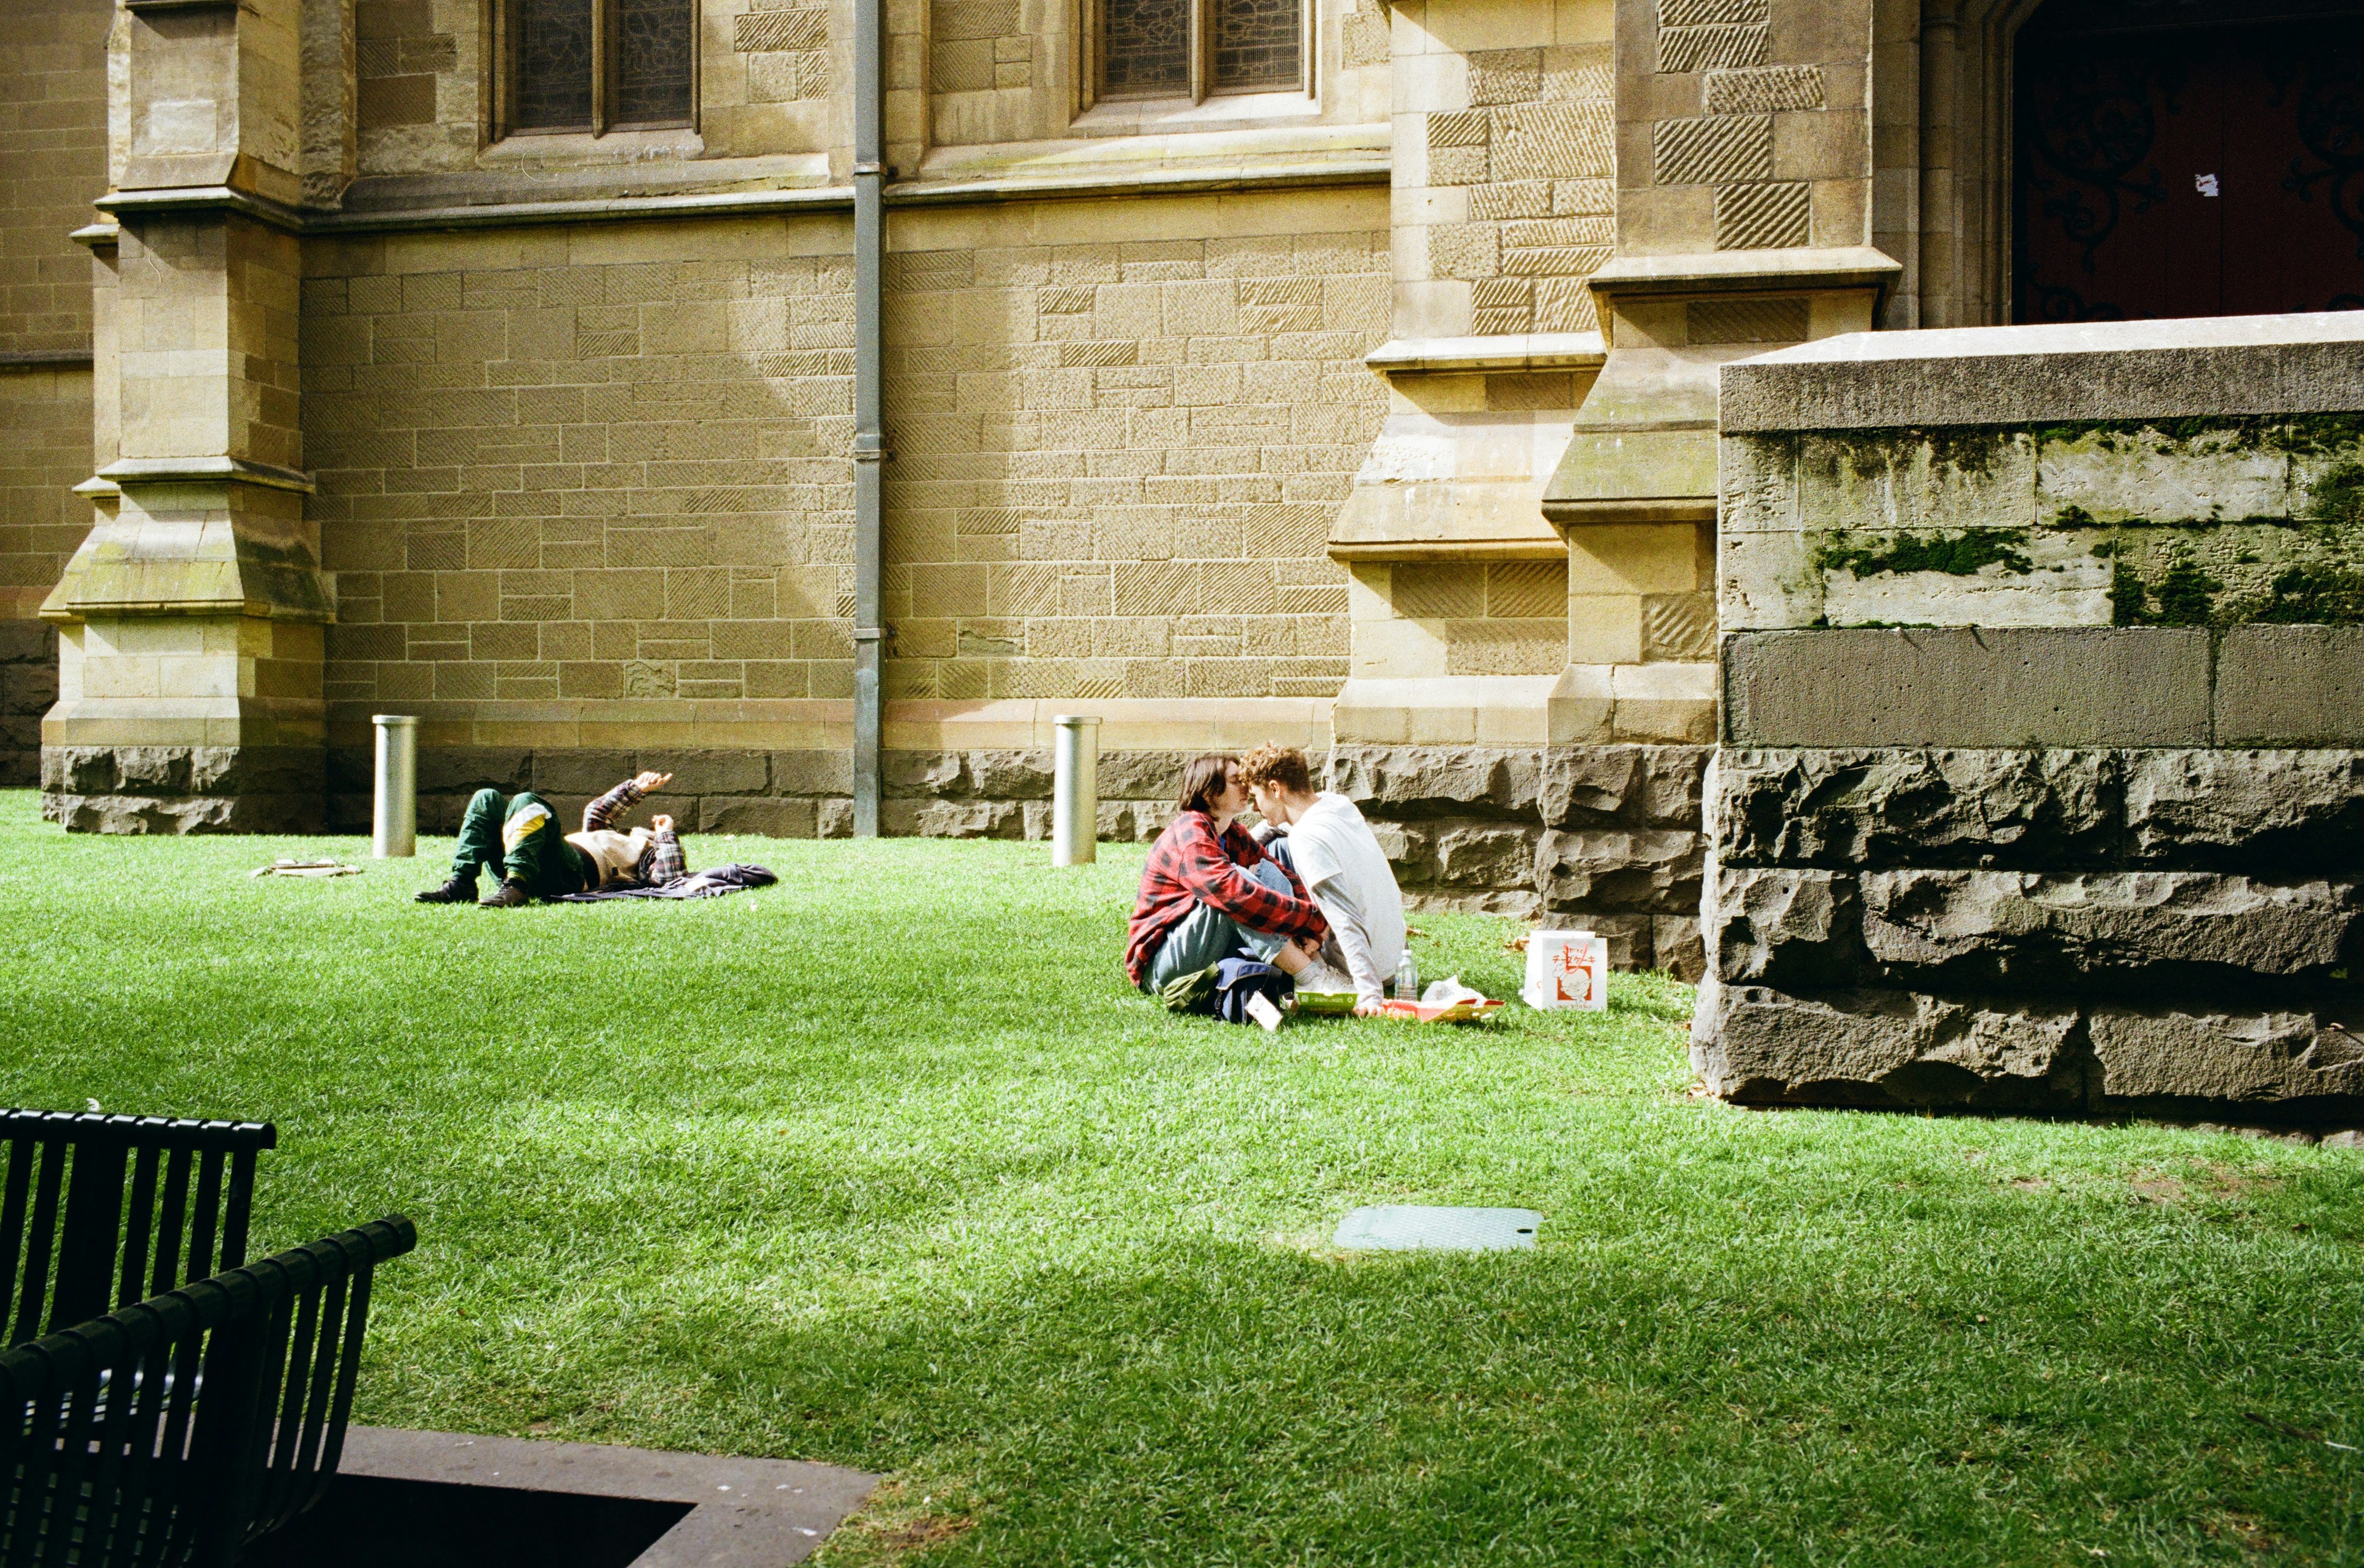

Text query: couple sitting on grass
(1125, 745), (1407, 1017)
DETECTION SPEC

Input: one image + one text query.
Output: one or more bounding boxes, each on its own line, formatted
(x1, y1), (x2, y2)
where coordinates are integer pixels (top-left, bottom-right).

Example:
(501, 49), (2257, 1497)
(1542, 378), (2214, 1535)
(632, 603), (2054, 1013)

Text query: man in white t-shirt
(1235, 744), (1407, 1016)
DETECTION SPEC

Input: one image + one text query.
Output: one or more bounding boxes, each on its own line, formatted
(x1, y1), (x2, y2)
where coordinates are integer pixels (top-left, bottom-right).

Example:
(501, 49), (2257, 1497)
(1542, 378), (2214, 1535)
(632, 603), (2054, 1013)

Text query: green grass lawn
(2, 787), (2360, 1565)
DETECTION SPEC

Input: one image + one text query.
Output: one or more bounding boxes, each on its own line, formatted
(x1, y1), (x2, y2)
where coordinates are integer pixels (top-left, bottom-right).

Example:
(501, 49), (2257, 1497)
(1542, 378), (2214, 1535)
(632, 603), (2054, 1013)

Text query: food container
(1522, 930), (1609, 1011)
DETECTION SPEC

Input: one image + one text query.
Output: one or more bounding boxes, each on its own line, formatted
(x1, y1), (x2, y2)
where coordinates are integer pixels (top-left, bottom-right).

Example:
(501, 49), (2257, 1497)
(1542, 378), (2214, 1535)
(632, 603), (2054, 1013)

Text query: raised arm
(584, 770), (673, 832)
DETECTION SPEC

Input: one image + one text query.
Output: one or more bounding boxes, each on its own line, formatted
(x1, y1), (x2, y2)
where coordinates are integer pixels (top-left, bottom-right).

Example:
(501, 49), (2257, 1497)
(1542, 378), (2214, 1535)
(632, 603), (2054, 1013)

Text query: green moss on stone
(2253, 562), (2364, 625)
(2152, 558), (2222, 625)
(1814, 530), (2034, 579)
(2306, 461), (2364, 527)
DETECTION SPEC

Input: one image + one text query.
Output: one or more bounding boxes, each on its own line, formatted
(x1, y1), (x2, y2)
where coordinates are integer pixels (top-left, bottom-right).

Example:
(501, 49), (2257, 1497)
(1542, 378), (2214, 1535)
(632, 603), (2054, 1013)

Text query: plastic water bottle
(1393, 949), (1420, 1002)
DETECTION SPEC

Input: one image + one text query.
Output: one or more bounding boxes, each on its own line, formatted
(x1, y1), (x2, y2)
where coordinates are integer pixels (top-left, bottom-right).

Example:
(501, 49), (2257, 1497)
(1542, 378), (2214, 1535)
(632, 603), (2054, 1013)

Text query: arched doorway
(2013, 0), (2364, 321)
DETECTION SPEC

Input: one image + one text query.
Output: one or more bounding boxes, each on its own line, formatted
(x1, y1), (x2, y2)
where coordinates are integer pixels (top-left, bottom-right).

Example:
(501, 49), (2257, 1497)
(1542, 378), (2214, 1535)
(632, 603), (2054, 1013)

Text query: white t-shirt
(1286, 792), (1405, 992)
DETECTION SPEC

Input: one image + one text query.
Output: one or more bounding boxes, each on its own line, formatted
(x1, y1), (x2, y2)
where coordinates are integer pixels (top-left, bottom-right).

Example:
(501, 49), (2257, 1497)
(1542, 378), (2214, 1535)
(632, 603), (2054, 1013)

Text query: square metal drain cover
(1332, 1205), (1542, 1252)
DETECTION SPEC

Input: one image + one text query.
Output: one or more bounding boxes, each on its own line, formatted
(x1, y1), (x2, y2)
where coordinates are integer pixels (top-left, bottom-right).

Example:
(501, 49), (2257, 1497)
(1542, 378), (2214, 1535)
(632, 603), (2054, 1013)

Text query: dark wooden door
(2016, 10), (2364, 322)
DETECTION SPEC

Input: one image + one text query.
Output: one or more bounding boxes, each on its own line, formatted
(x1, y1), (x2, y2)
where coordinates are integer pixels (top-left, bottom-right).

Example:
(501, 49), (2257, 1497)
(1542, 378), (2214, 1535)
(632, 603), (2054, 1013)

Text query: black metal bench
(0, 1215), (417, 1568)
(2, 1112), (277, 1347)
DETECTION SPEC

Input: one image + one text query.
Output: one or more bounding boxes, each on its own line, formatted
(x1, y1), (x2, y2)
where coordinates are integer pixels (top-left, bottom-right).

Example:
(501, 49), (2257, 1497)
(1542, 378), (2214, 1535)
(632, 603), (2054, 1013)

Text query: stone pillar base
(41, 744), (325, 832)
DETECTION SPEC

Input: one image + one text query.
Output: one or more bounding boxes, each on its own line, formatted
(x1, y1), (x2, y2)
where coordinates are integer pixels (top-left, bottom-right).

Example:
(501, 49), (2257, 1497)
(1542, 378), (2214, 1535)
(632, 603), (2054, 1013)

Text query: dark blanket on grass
(557, 864), (778, 901)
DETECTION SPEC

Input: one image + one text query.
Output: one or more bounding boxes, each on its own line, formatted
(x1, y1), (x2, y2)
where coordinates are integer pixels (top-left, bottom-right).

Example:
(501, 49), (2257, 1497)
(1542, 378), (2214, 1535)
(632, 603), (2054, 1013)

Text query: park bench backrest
(0, 1112), (276, 1348)
(0, 1215), (417, 1568)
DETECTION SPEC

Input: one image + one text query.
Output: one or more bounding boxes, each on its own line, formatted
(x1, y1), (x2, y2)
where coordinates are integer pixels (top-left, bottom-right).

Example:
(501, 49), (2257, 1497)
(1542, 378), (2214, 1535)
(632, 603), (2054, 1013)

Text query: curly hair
(1234, 743), (1313, 795)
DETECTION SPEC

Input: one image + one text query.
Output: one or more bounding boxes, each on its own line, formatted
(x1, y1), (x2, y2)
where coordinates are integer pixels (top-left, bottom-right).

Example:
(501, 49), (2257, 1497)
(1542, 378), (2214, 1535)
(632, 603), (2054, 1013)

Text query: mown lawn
(2, 788), (2360, 1565)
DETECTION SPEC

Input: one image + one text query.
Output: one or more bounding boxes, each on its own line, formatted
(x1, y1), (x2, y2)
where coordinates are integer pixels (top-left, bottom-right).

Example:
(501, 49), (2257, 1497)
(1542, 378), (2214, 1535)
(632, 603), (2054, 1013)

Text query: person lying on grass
(1124, 753), (1356, 997)
(1235, 743), (1406, 1018)
(416, 771), (686, 907)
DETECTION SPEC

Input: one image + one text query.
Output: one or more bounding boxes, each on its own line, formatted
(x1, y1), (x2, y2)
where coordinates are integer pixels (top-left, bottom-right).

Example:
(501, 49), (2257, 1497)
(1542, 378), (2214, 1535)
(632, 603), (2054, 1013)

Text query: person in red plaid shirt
(1125, 754), (1334, 993)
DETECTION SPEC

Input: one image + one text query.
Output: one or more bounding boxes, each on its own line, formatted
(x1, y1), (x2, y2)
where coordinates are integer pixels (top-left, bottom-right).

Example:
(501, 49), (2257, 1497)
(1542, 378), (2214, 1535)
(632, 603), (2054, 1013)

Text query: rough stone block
(1713, 747), (2121, 869)
(645, 750), (770, 796)
(1705, 864), (1873, 988)
(0, 622), (54, 664)
(885, 798), (1022, 838)
(1537, 827), (1702, 912)
(1434, 823), (1541, 889)
(2, 661), (58, 714)
(1328, 745), (1543, 820)
(1859, 869), (2359, 988)
(701, 795), (818, 837)
(44, 790), (321, 835)
(968, 749), (1053, 799)
(2088, 1005), (2364, 1112)
(1654, 916), (1707, 982)
(1691, 978), (2088, 1109)
(533, 750), (638, 795)
(417, 747), (533, 794)
(2216, 626), (2364, 747)
(2124, 749), (2364, 872)
(1724, 629), (2212, 748)
(885, 750), (967, 797)
(42, 747), (119, 794)
(1537, 746), (1639, 824)
(818, 798), (856, 838)
(1096, 750), (1197, 801)
(770, 750), (853, 797)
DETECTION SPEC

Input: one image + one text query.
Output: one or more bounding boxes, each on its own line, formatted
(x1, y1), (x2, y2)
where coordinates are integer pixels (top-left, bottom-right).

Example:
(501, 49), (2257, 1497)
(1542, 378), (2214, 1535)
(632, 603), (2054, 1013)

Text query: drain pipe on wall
(850, 0), (885, 836)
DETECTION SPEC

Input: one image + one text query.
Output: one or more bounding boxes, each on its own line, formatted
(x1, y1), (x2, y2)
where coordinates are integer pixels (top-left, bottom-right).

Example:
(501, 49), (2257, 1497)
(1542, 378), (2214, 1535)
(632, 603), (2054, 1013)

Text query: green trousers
(453, 789), (590, 897)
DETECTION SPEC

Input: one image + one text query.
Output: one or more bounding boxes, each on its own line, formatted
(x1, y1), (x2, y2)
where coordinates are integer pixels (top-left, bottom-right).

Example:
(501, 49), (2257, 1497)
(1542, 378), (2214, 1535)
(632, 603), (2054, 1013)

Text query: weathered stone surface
(1328, 745), (1542, 820)
(531, 750), (637, 795)
(883, 798), (1022, 838)
(967, 750), (1053, 800)
(1715, 747), (2121, 869)
(1691, 978), (2087, 1109)
(1407, 887), (1546, 919)
(1859, 870), (2360, 987)
(1654, 915), (1706, 982)
(2216, 626), (2364, 747)
(413, 747), (533, 794)
(700, 796), (818, 837)
(2124, 749), (2364, 871)
(2089, 1005), (2364, 1111)
(1537, 828), (1703, 912)
(769, 750), (854, 797)
(1704, 864), (1873, 988)
(645, 750), (770, 797)
(1364, 818), (1435, 883)
(1536, 747), (1640, 823)
(884, 750), (966, 796)
(42, 791), (320, 834)
(0, 621), (53, 663)
(1724, 629), (2213, 747)
(1095, 750), (1197, 802)
(1435, 823), (1542, 889)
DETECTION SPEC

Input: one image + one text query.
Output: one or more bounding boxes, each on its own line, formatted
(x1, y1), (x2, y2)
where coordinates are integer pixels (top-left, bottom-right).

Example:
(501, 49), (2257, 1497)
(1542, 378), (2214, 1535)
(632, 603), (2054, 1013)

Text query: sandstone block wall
(1699, 317), (2364, 1125)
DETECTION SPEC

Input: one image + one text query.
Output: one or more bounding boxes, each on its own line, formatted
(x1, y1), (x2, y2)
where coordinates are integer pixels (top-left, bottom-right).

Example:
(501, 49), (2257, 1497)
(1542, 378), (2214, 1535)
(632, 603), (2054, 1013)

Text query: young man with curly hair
(1233, 744), (1406, 1016)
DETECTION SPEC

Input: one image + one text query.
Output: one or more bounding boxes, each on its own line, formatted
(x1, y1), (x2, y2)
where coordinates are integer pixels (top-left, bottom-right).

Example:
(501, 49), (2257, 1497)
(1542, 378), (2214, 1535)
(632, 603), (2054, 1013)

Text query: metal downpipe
(851, 0), (885, 836)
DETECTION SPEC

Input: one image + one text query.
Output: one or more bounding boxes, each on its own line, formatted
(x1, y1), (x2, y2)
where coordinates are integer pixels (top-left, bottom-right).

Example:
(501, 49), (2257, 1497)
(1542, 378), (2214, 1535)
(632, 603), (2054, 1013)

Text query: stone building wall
(1697, 316), (2364, 1122)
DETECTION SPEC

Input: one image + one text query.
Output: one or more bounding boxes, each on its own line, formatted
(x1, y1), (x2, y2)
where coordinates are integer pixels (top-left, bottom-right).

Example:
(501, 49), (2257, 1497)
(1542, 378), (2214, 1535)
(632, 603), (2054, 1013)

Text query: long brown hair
(1173, 753), (1238, 817)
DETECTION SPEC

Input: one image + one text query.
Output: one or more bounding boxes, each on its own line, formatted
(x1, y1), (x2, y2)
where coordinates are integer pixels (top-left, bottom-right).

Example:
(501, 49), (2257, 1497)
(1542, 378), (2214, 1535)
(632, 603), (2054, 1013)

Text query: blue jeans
(1139, 858), (1297, 994)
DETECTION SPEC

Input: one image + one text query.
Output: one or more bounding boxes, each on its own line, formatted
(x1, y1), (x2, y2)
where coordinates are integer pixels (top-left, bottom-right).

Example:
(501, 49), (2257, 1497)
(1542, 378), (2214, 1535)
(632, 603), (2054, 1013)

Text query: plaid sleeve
(1175, 819), (1328, 943)
(642, 824), (685, 886)
(583, 777), (646, 832)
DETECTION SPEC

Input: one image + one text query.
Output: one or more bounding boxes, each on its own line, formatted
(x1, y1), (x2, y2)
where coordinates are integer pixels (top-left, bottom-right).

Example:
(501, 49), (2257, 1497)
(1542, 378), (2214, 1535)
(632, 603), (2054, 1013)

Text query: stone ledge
(1724, 629), (2213, 748)
(1720, 311), (2364, 432)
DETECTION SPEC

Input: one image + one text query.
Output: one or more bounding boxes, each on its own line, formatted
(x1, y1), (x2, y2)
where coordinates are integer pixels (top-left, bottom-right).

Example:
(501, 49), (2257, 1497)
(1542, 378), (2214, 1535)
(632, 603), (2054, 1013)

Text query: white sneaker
(1295, 962), (1355, 994)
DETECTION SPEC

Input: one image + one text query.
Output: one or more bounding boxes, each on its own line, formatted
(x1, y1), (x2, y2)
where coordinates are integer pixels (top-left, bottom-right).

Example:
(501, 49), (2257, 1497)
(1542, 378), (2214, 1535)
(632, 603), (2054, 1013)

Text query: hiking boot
(414, 875), (476, 904)
(478, 880), (532, 909)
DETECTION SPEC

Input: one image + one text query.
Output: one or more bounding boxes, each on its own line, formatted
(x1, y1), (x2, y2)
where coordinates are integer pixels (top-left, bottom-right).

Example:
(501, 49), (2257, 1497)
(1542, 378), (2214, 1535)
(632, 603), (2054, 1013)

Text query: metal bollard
(372, 714), (418, 859)
(1051, 714), (1101, 866)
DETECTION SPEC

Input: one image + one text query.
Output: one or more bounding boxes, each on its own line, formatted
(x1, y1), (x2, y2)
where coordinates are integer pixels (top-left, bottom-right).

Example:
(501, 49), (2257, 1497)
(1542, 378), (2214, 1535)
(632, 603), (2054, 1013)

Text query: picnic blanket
(555, 863), (778, 901)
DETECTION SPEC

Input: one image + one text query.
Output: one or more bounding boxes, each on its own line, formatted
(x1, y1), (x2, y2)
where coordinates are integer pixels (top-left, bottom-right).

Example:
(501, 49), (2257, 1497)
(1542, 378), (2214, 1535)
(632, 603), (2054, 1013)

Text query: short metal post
(1051, 714), (1101, 866)
(372, 715), (417, 859)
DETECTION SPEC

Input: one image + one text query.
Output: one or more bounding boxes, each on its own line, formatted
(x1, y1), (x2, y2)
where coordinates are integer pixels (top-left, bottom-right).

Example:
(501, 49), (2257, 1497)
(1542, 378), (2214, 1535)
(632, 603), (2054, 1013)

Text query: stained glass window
(615, 0), (694, 124)
(1104, 0), (1189, 96)
(1213, 0), (1297, 89)
(514, 0), (594, 129)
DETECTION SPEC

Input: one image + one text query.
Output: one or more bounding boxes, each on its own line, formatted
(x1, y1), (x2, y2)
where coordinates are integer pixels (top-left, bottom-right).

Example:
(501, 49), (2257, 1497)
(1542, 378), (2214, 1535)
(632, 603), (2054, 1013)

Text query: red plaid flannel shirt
(1124, 811), (1329, 985)
(579, 777), (685, 887)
